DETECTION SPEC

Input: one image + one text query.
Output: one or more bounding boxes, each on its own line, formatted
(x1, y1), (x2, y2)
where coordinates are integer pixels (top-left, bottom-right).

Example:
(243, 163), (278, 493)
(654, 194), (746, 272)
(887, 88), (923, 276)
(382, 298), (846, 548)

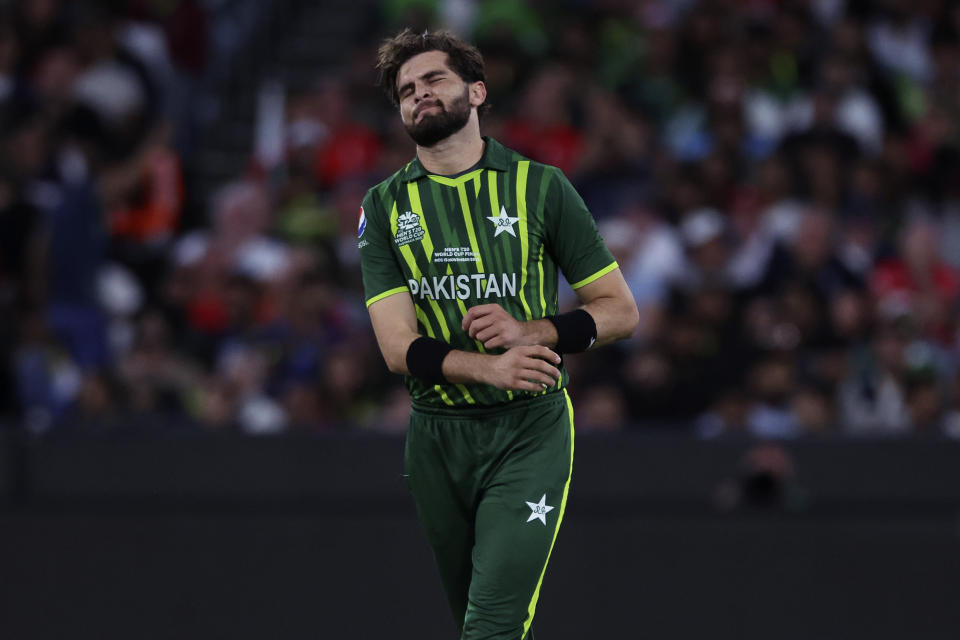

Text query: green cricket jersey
(359, 137), (616, 408)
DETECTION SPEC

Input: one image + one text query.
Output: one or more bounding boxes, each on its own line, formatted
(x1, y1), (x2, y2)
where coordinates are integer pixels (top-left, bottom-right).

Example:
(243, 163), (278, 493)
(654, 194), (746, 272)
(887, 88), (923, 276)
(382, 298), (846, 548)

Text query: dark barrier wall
(2, 432), (960, 639)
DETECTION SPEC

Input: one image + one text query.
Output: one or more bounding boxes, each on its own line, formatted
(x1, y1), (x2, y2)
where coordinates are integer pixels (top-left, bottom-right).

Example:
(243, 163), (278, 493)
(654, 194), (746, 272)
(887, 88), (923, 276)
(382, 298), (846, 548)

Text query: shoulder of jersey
(362, 173), (403, 218)
(511, 151), (563, 180)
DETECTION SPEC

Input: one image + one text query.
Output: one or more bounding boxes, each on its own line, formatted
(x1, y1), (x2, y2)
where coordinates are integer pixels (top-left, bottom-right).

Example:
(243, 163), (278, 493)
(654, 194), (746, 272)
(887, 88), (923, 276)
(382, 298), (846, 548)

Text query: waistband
(411, 389), (568, 419)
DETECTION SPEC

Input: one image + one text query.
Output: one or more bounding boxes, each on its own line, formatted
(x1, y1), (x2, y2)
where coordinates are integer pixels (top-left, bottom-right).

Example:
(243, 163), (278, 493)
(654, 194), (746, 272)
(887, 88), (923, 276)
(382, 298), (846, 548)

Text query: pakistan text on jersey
(408, 273), (518, 301)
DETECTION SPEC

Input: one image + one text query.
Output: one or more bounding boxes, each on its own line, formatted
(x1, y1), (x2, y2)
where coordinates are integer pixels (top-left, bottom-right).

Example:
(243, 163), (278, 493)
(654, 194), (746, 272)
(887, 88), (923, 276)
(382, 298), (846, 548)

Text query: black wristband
(546, 309), (597, 354)
(406, 337), (454, 385)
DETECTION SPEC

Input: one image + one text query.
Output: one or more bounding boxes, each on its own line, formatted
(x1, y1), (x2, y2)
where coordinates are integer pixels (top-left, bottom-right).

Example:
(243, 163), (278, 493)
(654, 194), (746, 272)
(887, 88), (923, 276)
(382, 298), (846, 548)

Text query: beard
(404, 86), (472, 147)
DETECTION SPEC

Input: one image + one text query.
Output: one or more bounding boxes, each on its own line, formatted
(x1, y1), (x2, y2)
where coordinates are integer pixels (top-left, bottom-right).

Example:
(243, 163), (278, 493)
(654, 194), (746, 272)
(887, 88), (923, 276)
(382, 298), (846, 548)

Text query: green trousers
(404, 390), (575, 640)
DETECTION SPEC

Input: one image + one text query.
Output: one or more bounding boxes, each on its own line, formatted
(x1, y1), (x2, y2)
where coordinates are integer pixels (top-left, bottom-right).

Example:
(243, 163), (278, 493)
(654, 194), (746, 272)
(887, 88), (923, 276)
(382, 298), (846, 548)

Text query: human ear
(469, 81), (487, 108)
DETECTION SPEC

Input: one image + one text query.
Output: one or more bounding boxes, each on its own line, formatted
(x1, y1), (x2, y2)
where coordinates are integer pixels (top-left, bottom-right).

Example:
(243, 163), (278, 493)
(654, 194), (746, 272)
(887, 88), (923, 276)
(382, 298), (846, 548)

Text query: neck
(416, 116), (484, 175)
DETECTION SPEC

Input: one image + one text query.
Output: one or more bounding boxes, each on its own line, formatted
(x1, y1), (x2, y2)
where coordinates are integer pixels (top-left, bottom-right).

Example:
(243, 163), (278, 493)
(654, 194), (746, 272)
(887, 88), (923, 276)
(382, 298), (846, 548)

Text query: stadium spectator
(311, 78), (382, 190)
(2, 0), (960, 437)
(871, 215), (960, 345)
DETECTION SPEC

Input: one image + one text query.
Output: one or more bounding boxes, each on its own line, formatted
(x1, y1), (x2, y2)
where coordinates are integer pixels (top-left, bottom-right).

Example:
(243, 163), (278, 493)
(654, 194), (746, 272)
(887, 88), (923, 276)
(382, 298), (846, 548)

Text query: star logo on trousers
(487, 206), (519, 237)
(525, 494), (554, 525)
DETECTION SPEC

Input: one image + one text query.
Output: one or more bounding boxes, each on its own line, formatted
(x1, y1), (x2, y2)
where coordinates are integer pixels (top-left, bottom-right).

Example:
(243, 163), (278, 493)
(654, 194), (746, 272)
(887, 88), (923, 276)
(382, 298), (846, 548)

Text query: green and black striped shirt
(359, 137), (616, 408)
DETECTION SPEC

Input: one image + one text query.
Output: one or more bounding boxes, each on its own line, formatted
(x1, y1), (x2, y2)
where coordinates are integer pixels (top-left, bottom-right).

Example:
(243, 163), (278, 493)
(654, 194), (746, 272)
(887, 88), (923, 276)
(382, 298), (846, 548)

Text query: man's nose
(415, 83), (433, 102)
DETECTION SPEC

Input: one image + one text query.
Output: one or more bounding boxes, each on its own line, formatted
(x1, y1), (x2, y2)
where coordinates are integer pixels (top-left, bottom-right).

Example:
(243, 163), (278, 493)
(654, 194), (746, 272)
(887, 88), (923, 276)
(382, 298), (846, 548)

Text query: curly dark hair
(376, 28), (490, 116)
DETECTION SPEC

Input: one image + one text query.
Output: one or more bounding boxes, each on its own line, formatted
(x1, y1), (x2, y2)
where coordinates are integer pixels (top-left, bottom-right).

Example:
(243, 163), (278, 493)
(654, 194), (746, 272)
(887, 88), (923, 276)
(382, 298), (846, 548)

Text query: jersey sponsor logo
(525, 494), (554, 525)
(395, 211), (425, 247)
(357, 206), (367, 238)
(487, 205), (519, 238)
(408, 272), (517, 301)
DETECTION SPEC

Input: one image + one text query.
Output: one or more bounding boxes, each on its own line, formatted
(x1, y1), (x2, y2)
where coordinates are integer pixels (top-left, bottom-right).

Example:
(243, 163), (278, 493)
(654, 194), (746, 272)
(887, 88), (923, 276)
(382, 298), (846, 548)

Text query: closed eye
(422, 70), (446, 84)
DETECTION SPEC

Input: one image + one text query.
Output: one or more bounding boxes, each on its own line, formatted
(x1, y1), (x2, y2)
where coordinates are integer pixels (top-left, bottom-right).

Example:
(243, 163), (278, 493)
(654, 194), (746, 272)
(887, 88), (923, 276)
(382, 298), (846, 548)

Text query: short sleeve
(544, 168), (617, 289)
(358, 189), (408, 307)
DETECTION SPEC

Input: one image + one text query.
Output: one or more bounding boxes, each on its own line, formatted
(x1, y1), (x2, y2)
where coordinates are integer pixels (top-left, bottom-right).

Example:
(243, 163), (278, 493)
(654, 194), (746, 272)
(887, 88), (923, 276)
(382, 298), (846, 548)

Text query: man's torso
(360, 138), (615, 408)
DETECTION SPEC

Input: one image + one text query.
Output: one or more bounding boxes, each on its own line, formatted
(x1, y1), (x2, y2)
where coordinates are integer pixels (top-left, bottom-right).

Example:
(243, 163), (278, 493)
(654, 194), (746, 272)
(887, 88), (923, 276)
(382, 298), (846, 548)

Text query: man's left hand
(462, 304), (530, 349)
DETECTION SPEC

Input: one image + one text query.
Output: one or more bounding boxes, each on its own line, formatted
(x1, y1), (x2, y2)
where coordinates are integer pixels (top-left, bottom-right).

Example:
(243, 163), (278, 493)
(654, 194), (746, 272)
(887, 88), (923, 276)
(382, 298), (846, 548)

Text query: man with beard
(359, 29), (638, 639)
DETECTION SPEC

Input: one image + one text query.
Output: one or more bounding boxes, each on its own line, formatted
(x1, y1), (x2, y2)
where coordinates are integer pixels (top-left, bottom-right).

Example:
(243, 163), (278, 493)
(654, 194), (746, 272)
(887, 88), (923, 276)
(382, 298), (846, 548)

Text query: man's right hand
(481, 345), (562, 392)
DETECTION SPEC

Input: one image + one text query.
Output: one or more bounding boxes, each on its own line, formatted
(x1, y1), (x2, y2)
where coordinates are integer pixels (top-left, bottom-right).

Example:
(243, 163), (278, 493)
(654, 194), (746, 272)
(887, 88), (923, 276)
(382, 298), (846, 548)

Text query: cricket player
(359, 28), (639, 639)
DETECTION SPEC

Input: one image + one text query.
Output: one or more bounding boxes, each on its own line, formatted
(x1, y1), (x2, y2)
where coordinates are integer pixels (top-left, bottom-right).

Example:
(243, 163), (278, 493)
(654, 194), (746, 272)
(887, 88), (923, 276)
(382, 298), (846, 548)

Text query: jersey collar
(400, 136), (511, 182)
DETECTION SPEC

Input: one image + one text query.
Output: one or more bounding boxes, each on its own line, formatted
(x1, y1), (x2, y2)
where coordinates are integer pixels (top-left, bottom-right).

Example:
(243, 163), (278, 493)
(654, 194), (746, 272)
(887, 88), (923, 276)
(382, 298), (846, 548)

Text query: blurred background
(0, 0), (959, 638)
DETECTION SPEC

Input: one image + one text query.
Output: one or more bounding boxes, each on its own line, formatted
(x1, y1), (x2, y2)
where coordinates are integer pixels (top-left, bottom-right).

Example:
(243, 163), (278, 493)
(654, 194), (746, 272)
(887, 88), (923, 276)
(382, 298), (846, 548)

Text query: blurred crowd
(1, 0), (960, 438)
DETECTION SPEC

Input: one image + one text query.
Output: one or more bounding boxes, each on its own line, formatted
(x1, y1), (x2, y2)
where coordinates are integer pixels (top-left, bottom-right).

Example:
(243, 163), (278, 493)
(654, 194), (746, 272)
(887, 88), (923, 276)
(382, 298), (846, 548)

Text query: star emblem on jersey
(487, 206), (519, 238)
(525, 494), (554, 525)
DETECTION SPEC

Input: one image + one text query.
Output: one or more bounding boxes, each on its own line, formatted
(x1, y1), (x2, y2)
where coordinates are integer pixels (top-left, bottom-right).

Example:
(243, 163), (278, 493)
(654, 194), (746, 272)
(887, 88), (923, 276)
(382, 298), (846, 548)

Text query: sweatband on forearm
(406, 336), (454, 385)
(545, 309), (597, 353)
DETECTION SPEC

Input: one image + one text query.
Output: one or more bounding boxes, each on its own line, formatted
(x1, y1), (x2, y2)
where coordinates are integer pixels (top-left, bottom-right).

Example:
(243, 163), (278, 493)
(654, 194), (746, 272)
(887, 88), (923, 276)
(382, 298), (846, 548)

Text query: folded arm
(462, 267), (639, 350)
(367, 292), (562, 392)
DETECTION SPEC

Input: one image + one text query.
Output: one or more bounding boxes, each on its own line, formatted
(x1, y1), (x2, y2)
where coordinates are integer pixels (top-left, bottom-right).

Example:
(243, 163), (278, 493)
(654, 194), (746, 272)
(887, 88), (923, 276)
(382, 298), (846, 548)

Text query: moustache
(414, 101), (443, 118)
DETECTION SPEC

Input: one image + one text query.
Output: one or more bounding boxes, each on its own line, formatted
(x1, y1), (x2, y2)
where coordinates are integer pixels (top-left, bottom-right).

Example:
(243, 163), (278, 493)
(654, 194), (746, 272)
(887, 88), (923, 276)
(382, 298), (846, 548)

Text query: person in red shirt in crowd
(871, 216), (960, 344)
(312, 77), (382, 189)
(502, 65), (583, 175)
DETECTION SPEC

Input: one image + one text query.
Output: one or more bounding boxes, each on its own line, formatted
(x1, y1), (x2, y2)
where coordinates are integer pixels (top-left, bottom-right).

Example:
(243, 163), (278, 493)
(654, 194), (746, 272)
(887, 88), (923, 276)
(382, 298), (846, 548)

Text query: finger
(510, 377), (553, 392)
(523, 345), (562, 364)
(471, 303), (502, 315)
(466, 316), (496, 339)
(483, 336), (505, 349)
(462, 304), (498, 329)
(516, 369), (558, 388)
(523, 359), (561, 381)
(475, 326), (501, 343)
(461, 306), (483, 331)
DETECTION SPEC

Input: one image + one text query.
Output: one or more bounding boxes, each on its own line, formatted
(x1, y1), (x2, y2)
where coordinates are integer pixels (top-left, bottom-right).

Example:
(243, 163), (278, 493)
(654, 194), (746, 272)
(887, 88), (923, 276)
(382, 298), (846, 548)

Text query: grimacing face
(396, 50), (482, 147)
